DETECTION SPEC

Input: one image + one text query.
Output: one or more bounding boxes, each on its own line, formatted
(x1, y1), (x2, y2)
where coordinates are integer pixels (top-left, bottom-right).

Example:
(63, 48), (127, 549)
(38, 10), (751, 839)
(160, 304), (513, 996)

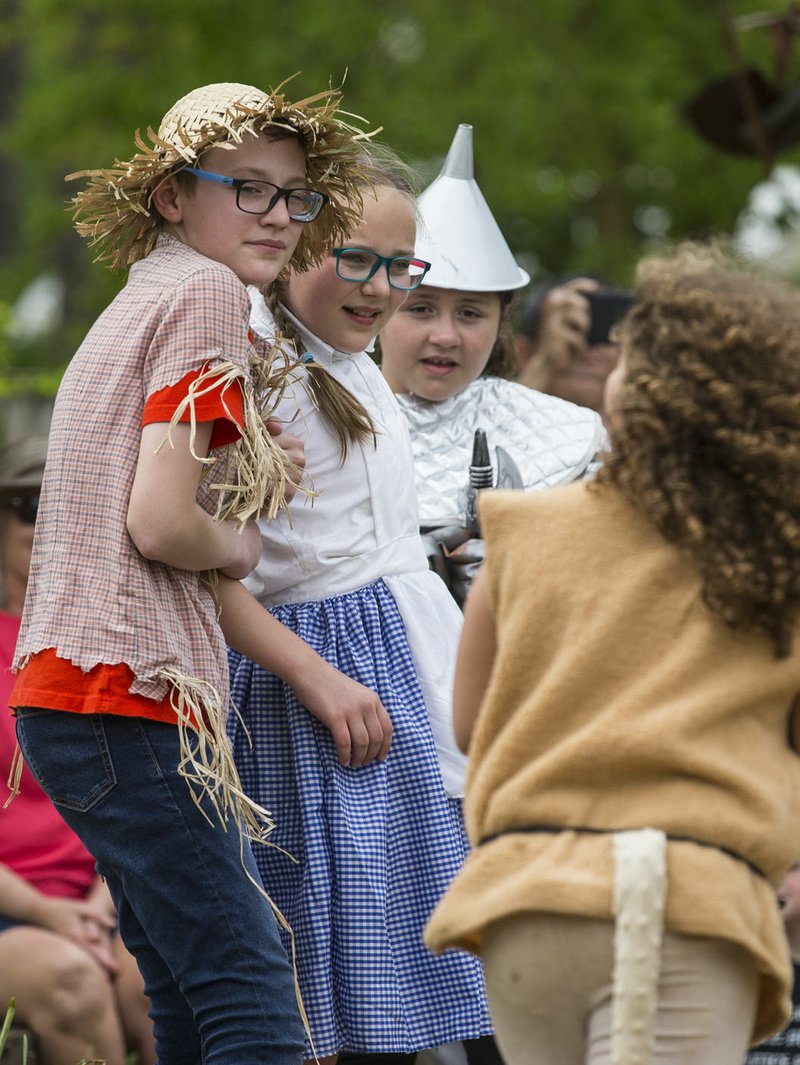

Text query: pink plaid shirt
(14, 235), (257, 711)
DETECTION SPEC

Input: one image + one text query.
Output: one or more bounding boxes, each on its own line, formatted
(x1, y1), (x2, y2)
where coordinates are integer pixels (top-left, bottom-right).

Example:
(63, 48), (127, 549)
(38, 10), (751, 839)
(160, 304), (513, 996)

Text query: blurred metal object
(683, 3), (800, 173)
(465, 429), (493, 537)
(419, 525), (486, 608)
(444, 537), (486, 609)
(494, 445), (524, 490)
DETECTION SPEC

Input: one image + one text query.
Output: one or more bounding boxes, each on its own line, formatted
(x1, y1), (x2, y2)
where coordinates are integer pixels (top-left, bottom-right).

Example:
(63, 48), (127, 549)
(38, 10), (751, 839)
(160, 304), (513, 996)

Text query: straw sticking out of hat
(415, 123), (530, 293)
(67, 79), (378, 273)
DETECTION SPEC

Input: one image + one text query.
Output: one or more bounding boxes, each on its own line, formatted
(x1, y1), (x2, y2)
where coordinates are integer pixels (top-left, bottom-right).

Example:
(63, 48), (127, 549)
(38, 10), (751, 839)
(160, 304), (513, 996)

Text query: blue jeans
(15, 708), (305, 1065)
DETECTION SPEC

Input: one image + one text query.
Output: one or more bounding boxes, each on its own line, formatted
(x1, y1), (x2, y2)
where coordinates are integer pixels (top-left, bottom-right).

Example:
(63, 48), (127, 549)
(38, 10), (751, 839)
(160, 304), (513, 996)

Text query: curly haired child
(425, 243), (800, 1065)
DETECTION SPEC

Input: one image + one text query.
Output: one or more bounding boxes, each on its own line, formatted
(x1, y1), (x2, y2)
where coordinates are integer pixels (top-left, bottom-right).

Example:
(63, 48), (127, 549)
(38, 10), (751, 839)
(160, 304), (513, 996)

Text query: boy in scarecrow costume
(8, 80), (379, 1065)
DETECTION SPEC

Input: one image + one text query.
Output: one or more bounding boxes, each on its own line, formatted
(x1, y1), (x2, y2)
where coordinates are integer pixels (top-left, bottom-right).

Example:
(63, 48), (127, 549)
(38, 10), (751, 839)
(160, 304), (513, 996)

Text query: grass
(0, 1000), (135, 1064)
(0, 1000), (16, 1057)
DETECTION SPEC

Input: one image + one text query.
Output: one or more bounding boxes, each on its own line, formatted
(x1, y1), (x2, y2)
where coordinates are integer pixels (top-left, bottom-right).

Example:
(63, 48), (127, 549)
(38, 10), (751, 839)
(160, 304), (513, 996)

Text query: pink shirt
(13, 235), (256, 707)
(11, 365), (244, 726)
(1, 611), (96, 899)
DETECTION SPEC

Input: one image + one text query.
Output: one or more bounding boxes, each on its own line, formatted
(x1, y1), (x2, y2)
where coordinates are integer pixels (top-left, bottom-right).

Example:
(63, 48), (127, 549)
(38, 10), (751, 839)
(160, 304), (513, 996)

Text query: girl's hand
(293, 662), (393, 768)
(266, 419), (306, 505)
(217, 577), (392, 766)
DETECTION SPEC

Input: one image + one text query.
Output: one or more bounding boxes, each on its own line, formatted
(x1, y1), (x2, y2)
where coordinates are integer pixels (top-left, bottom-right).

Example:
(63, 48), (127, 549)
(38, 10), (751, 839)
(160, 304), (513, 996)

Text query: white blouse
(245, 289), (467, 795)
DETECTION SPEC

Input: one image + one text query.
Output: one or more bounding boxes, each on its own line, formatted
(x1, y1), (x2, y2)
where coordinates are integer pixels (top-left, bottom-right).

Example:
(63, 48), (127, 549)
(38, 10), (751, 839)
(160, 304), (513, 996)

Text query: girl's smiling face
(283, 186), (416, 354)
(379, 287), (503, 401)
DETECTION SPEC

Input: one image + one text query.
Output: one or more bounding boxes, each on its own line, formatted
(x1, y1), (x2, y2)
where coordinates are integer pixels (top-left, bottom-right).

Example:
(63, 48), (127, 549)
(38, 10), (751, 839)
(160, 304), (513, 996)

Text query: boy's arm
(218, 577), (393, 767)
(452, 566), (497, 754)
(127, 422), (261, 578)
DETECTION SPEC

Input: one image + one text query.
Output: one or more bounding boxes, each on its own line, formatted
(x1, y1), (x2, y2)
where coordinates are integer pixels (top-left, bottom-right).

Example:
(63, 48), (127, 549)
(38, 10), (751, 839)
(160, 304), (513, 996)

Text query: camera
(585, 289), (635, 345)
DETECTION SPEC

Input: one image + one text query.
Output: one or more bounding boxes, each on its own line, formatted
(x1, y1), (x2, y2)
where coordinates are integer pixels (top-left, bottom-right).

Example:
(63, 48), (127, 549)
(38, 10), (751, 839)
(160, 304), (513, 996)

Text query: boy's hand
(293, 661), (393, 768)
(218, 518), (262, 580)
(267, 419), (305, 505)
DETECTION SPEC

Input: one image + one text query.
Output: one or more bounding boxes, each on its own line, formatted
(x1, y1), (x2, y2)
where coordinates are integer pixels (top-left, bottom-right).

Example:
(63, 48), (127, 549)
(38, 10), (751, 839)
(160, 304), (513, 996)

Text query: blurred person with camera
(0, 435), (155, 1065)
(514, 275), (633, 420)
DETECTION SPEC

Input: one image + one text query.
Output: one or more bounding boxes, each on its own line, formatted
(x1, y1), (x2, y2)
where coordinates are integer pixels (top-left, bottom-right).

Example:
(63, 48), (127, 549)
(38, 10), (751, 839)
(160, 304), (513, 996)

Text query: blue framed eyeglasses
(331, 248), (432, 291)
(183, 167), (328, 223)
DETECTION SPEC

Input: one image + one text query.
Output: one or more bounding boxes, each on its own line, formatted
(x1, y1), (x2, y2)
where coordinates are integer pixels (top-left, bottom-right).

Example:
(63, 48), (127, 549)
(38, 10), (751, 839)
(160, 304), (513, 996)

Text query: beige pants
(481, 913), (758, 1065)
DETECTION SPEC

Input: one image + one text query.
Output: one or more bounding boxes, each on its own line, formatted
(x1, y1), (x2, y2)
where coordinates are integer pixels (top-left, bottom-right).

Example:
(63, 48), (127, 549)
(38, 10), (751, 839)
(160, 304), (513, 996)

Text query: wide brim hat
(0, 435), (48, 500)
(415, 123), (530, 293)
(68, 80), (376, 273)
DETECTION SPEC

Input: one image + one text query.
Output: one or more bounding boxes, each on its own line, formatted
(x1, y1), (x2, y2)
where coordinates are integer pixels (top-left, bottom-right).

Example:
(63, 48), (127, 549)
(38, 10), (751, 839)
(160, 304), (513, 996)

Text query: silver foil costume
(396, 376), (608, 606)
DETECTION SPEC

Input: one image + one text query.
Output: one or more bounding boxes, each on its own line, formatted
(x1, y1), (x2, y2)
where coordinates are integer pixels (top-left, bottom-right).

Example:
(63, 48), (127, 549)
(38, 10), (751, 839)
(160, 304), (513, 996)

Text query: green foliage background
(0, 0), (794, 394)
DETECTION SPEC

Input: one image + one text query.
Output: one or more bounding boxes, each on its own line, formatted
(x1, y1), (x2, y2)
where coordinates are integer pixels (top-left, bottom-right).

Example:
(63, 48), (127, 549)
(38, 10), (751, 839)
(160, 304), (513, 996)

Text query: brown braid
(265, 287), (377, 460)
(593, 242), (800, 657)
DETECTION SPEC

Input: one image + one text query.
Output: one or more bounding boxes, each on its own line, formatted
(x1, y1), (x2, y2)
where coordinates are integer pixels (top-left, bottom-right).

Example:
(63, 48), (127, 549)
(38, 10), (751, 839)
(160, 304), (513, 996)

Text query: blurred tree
(0, 0), (794, 394)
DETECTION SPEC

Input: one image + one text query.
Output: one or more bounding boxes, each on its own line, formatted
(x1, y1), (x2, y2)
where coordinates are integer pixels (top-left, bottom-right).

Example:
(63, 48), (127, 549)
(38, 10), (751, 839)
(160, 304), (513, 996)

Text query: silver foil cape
(396, 376), (608, 528)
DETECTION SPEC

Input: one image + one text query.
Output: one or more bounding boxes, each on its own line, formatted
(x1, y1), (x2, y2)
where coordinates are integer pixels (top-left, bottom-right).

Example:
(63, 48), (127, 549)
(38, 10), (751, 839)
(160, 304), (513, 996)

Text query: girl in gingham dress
(227, 151), (492, 1062)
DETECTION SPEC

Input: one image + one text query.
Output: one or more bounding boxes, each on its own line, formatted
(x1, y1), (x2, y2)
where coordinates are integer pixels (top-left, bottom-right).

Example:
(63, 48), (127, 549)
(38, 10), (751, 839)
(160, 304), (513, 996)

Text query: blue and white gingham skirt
(227, 578), (492, 1056)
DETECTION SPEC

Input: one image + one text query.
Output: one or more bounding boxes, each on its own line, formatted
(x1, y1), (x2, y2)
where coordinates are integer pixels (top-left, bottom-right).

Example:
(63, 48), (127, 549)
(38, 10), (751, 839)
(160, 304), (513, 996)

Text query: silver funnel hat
(415, 123), (530, 292)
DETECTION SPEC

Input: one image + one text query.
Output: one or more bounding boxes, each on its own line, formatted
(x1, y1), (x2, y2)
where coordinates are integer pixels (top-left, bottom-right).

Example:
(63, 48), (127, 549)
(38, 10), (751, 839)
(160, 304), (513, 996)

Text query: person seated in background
(745, 863), (800, 1064)
(0, 434), (155, 1065)
(514, 275), (632, 419)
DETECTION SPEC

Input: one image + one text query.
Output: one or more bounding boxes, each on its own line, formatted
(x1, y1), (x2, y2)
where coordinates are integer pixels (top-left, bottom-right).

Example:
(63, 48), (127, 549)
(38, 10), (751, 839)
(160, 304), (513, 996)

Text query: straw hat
(415, 123), (530, 292)
(0, 435), (48, 500)
(68, 80), (376, 273)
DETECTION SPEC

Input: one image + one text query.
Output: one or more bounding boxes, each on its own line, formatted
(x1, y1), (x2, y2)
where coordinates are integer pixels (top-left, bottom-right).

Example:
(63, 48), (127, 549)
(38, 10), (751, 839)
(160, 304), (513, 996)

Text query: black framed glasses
(183, 167), (328, 223)
(3, 495), (39, 525)
(331, 248), (432, 291)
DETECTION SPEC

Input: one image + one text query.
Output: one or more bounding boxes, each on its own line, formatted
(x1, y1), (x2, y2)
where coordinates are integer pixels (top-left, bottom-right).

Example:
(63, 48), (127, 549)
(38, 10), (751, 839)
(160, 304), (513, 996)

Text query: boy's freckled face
(159, 132), (307, 286)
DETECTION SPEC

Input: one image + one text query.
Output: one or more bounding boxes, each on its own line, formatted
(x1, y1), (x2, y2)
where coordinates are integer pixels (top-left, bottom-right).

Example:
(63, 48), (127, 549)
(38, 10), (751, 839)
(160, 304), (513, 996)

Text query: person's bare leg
(0, 927), (127, 1065)
(112, 932), (156, 1065)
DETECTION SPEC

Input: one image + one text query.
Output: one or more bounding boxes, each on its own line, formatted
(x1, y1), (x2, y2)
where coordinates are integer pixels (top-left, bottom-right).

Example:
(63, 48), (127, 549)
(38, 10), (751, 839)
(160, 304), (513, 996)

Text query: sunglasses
(3, 495), (39, 525)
